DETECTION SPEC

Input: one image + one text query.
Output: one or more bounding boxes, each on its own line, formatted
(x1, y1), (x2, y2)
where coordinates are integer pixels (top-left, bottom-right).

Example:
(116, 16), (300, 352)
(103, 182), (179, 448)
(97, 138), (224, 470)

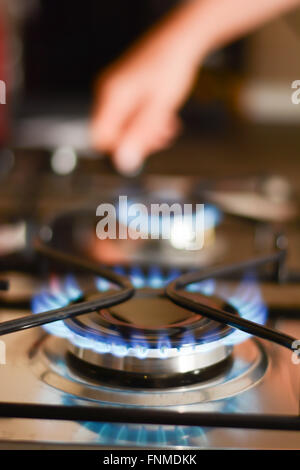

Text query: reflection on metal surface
(30, 336), (268, 407)
(0, 309), (298, 448)
(116, 201), (221, 251)
(77, 420), (208, 448)
(48, 208), (227, 268)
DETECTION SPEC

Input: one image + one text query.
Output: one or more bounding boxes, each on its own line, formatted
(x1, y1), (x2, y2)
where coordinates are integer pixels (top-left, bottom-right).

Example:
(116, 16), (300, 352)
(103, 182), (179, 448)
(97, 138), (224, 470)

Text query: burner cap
(65, 289), (236, 387)
(65, 288), (235, 353)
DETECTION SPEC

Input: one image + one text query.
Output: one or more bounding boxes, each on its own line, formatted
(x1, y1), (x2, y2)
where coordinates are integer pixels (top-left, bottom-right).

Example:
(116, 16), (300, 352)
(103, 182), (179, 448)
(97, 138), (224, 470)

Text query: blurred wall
(246, 15), (300, 81)
(239, 14), (300, 123)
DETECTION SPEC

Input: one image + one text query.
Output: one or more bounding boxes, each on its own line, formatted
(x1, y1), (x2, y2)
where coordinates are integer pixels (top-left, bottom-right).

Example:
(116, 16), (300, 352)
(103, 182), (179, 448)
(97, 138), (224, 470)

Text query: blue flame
(132, 342), (148, 359)
(129, 266), (145, 288)
(111, 340), (128, 358)
(62, 396), (238, 447)
(224, 276), (267, 345)
(31, 268), (267, 358)
(64, 274), (82, 301)
(95, 277), (111, 292)
(131, 334), (149, 359)
(186, 279), (216, 295)
(204, 204), (222, 230)
(180, 330), (196, 354)
(82, 421), (207, 447)
(157, 336), (172, 359)
(148, 266), (164, 288)
(31, 275), (83, 338)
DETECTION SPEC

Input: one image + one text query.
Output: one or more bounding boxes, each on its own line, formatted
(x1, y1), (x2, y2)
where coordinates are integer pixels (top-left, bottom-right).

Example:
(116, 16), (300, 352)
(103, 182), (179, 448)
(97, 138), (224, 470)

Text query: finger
(112, 107), (180, 175)
(155, 114), (182, 144)
(143, 115), (181, 151)
(90, 81), (139, 153)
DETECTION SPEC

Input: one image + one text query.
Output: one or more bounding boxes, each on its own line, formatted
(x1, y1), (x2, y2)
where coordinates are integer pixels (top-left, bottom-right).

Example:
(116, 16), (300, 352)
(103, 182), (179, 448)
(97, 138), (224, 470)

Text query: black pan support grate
(0, 240), (299, 432)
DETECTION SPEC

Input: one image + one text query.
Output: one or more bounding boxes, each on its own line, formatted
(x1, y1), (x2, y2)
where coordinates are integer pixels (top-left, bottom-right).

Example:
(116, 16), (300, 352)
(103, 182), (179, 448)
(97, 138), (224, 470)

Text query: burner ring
(64, 289), (236, 356)
(67, 341), (232, 379)
(63, 289), (237, 380)
(66, 349), (233, 388)
(32, 335), (269, 405)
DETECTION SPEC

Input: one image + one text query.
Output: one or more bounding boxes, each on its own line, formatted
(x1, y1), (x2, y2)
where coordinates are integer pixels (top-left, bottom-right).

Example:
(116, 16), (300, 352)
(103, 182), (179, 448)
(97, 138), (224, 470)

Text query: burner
(31, 334), (268, 406)
(65, 288), (235, 387)
(31, 267), (267, 389)
(47, 204), (224, 268)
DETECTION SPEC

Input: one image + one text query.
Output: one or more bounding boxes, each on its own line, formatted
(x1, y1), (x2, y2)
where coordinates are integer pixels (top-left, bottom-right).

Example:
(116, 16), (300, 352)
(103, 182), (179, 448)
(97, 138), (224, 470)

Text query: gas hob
(0, 149), (300, 449)
(0, 243), (299, 449)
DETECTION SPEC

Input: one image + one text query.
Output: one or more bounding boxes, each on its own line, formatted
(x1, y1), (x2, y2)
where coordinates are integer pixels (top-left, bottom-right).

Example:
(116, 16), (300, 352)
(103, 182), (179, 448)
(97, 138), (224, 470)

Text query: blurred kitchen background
(0, 0), (300, 232)
(0, 0), (300, 270)
(0, 0), (299, 163)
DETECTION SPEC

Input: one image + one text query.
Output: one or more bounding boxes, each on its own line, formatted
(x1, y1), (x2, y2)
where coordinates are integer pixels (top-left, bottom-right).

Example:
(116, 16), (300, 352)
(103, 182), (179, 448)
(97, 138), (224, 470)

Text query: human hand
(90, 19), (200, 175)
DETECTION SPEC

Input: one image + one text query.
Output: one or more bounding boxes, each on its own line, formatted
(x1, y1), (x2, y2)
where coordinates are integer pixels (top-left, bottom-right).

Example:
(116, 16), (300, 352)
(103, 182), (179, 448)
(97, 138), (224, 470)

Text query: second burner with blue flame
(32, 266), (267, 388)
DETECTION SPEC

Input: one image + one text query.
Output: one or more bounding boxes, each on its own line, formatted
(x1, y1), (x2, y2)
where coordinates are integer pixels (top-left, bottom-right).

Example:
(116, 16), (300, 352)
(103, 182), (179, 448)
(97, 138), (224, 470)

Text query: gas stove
(0, 241), (299, 449)
(0, 148), (300, 449)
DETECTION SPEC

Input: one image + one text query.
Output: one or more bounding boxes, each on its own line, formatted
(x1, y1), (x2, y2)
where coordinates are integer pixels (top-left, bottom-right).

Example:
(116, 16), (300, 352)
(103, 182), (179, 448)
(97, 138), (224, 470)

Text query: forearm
(153, 0), (300, 66)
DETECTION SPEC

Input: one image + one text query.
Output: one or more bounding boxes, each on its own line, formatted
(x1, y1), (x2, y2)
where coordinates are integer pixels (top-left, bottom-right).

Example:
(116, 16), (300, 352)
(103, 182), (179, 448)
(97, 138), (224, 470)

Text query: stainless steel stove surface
(0, 310), (299, 449)
(0, 254), (300, 449)
(0, 147), (300, 449)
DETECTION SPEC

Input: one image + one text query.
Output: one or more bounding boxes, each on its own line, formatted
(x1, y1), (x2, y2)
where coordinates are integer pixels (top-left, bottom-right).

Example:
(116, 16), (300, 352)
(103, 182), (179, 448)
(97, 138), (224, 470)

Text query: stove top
(0, 299), (299, 449)
(0, 149), (300, 449)
(0, 241), (299, 449)
(30, 258), (268, 391)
